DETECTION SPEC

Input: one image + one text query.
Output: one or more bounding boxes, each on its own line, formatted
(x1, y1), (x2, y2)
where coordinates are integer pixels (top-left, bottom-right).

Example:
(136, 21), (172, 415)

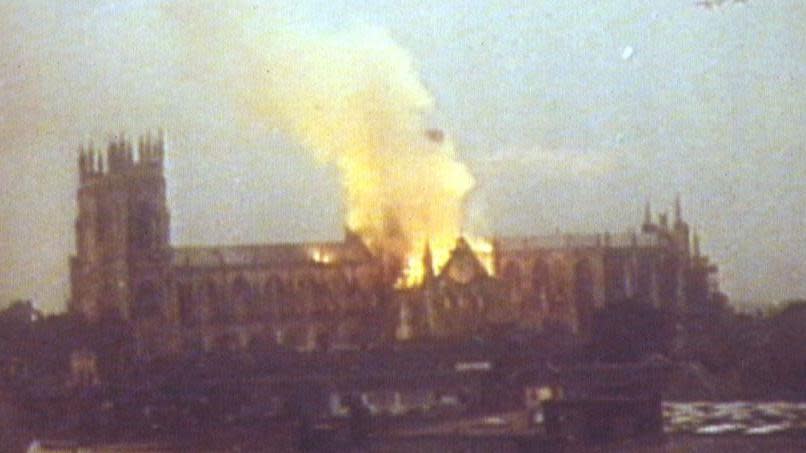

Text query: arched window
(502, 261), (522, 289)
(329, 274), (347, 300)
(574, 259), (595, 334)
(130, 201), (158, 250)
(604, 255), (627, 304)
(346, 274), (360, 298)
(311, 279), (330, 315)
(264, 275), (284, 301)
(178, 282), (196, 326)
(659, 255), (679, 306)
(262, 276), (280, 314)
(231, 275), (254, 320)
(96, 204), (111, 244)
(547, 261), (568, 314)
(531, 258), (549, 310)
(206, 279), (226, 324)
(132, 281), (161, 319)
(294, 274), (315, 315)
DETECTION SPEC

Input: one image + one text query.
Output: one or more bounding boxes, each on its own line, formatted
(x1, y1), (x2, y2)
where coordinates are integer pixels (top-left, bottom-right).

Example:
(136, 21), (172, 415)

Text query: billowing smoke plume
(162, 0), (487, 282)
(196, 22), (477, 281)
(249, 28), (473, 271)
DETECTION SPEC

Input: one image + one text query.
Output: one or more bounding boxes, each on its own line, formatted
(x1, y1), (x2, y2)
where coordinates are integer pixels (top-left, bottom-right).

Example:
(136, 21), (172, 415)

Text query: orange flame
(244, 27), (478, 284)
(395, 236), (496, 288)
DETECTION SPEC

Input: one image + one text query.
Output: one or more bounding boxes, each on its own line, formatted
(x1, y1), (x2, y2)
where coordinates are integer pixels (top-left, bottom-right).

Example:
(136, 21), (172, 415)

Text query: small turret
(134, 130), (166, 173)
(143, 131), (152, 162)
(674, 193), (683, 227)
(137, 136), (144, 162)
(78, 145), (87, 183)
(152, 129), (165, 171)
(96, 150), (104, 174)
(641, 200), (656, 233)
(155, 129), (165, 159)
(125, 138), (133, 166)
(107, 138), (119, 173)
(422, 241), (435, 286)
(671, 193), (690, 255)
(113, 132), (127, 172)
(87, 144), (96, 176)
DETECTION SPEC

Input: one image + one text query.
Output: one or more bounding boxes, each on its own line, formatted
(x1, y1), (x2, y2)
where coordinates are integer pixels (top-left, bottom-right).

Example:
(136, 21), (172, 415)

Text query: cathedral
(69, 134), (722, 355)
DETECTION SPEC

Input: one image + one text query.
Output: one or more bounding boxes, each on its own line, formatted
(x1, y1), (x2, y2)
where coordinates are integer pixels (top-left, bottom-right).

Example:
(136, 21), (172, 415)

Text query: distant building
(68, 134), (722, 354)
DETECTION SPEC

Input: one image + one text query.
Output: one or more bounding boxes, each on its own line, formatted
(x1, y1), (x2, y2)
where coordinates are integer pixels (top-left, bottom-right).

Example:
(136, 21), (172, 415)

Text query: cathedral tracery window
(546, 260), (568, 314)
(130, 201), (158, 250)
(531, 258), (549, 311)
(231, 275), (254, 321)
(95, 205), (110, 244)
(178, 282), (195, 326)
(132, 281), (161, 319)
(206, 279), (226, 324)
(574, 259), (595, 334)
(502, 261), (522, 289)
(659, 254), (679, 306)
(264, 275), (284, 318)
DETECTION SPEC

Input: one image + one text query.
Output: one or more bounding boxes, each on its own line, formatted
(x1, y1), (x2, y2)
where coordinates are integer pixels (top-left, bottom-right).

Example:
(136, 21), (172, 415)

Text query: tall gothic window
(263, 275), (284, 319)
(130, 201), (158, 250)
(532, 259), (549, 310)
(574, 259), (595, 334)
(231, 275), (254, 320)
(206, 279), (226, 324)
(502, 261), (522, 289)
(96, 203), (112, 244)
(178, 283), (195, 326)
(132, 281), (161, 319)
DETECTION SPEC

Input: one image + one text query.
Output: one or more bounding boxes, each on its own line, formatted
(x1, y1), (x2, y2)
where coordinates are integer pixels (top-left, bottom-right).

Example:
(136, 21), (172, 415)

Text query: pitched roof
(437, 237), (490, 285)
(495, 231), (664, 252)
(172, 239), (373, 268)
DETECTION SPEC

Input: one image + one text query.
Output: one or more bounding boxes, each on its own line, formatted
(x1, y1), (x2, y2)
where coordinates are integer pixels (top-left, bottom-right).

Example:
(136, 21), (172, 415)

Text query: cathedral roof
(437, 237), (490, 285)
(496, 231), (663, 252)
(172, 239), (373, 268)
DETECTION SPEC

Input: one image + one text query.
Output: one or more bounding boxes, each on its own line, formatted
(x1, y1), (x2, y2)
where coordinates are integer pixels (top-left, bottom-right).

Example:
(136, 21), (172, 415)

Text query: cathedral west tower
(69, 132), (171, 322)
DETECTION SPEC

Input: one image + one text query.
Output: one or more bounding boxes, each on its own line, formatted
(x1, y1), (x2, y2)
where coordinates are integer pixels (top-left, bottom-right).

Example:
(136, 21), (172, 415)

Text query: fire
(309, 248), (332, 264)
(395, 236), (456, 288)
(396, 236), (496, 288)
(466, 236), (496, 276)
(241, 26), (478, 285)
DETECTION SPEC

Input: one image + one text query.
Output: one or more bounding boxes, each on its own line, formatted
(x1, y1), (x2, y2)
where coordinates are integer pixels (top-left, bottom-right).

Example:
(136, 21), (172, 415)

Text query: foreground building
(69, 135), (722, 354)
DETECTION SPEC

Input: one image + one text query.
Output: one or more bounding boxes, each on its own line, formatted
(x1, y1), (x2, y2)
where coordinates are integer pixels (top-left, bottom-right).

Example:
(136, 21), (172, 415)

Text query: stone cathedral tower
(69, 132), (171, 322)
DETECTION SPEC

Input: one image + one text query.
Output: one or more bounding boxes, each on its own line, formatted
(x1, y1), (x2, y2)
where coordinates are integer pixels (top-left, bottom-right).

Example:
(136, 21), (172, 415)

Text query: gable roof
(437, 237), (490, 285)
(172, 239), (374, 269)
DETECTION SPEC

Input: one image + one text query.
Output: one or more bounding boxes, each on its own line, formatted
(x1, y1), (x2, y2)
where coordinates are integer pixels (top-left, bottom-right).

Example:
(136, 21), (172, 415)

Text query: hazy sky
(0, 0), (803, 313)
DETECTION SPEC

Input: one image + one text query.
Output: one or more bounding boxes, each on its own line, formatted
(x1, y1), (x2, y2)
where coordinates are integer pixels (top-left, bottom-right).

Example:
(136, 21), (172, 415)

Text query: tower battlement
(78, 130), (165, 184)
